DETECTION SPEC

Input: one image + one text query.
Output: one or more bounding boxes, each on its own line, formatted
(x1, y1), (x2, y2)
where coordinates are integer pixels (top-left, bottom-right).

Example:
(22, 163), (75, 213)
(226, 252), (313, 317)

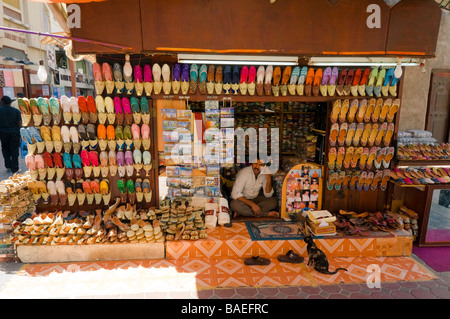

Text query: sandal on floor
(277, 250), (304, 263)
(244, 256), (271, 266)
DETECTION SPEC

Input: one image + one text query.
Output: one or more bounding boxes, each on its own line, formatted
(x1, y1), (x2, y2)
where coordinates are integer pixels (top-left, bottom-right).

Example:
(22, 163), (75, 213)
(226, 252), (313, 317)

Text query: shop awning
(30, 0), (444, 58)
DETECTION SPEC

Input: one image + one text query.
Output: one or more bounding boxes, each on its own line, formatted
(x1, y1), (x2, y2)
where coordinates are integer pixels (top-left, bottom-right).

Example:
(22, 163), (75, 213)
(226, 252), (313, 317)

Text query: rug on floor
(245, 220), (307, 241)
(413, 246), (450, 272)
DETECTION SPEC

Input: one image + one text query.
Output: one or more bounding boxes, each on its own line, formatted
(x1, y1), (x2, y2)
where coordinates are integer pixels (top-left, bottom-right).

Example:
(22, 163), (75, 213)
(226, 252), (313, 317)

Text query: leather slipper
(277, 250), (304, 263)
(330, 99), (341, 124)
(338, 122), (348, 146)
(272, 66), (282, 96)
(189, 64), (198, 94)
(365, 67), (378, 96)
(198, 64), (208, 95)
(387, 98), (400, 122)
(336, 147), (345, 169)
(239, 65), (248, 95)
(247, 65), (256, 96)
(338, 99), (349, 123)
(231, 65), (240, 94)
(335, 68), (347, 96)
(327, 66), (339, 96)
(256, 66), (265, 96)
(368, 123), (379, 147)
(329, 123), (339, 146)
(328, 147), (336, 169)
(359, 147), (369, 169)
(383, 123), (395, 146)
(264, 65), (273, 95)
(280, 66), (291, 96)
(288, 66), (299, 96)
(144, 64), (153, 96)
(358, 67), (371, 96)
(343, 69), (354, 96)
(244, 256), (271, 266)
(345, 122), (356, 146)
(304, 67), (314, 97)
(364, 98), (376, 122)
(312, 67), (322, 97)
(214, 65), (223, 95)
(360, 123), (371, 147)
(353, 123), (364, 146)
(347, 99), (359, 122)
(356, 99), (367, 123)
(351, 68), (361, 97)
(319, 67), (331, 97)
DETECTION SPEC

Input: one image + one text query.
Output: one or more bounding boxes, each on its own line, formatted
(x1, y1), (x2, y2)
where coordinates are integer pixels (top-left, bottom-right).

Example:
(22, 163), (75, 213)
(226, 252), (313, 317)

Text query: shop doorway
(426, 69), (450, 143)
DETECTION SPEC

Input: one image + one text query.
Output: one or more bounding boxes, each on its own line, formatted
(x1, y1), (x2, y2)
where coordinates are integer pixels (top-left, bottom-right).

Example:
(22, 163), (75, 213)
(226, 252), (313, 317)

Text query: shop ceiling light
(309, 57), (419, 67)
(178, 54), (299, 66)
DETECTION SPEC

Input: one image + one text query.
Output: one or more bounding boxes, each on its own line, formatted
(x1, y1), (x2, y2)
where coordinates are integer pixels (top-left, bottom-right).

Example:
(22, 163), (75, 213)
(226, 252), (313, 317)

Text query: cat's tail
(321, 268), (348, 275)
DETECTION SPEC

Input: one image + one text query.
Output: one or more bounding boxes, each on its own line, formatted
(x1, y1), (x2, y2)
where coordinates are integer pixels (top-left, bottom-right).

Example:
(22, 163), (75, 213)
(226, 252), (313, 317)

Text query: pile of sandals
(334, 210), (402, 236)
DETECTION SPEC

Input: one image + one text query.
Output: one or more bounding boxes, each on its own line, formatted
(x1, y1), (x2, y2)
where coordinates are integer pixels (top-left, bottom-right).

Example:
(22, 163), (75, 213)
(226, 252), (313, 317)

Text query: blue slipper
(72, 153), (82, 169)
(20, 128), (33, 144)
(63, 153), (73, 169)
(28, 127), (43, 143)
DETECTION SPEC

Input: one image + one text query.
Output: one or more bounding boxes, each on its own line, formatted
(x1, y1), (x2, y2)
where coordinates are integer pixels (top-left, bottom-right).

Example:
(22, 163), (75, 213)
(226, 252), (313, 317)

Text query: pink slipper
(80, 150), (90, 167)
(131, 123), (141, 140)
(25, 154), (36, 170)
(141, 123), (150, 139)
(144, 64), (152, 82)
(134, 65), (143, 83)
(121, 97), (133, 125)
(89, 151), (99, 167)
(34, 154), (45, 169)
(93, 63), (103, 81)
(114, 96), (124, 125)
(102, 63), (113, 81)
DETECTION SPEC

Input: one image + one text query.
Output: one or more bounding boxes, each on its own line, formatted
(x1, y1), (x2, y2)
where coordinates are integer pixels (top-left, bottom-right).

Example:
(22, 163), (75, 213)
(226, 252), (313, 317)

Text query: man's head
(1, 96), (13, 105)
(251, 159), (264, 176)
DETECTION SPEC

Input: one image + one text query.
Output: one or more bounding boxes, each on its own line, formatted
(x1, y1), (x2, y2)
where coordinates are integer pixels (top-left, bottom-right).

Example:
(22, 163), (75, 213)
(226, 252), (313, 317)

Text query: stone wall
(399, 9), (450, 131)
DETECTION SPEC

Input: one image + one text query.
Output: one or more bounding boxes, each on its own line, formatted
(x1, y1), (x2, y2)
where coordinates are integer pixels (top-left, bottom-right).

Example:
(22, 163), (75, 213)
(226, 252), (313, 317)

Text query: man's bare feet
(267, 211), (280, 218)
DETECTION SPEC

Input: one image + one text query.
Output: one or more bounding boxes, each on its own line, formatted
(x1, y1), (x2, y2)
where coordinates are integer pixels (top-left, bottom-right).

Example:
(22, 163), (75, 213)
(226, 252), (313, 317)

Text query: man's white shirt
(231, 166), (274, 200)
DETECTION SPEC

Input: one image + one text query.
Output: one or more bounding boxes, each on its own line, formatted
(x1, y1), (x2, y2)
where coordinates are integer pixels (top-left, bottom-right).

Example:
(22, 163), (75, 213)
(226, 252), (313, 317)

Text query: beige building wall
(399, 9), (450, 131)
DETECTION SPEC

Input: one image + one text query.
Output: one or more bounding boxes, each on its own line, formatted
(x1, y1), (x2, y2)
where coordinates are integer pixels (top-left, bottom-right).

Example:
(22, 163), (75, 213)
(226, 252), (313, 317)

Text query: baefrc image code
(226, 304), (269, 314)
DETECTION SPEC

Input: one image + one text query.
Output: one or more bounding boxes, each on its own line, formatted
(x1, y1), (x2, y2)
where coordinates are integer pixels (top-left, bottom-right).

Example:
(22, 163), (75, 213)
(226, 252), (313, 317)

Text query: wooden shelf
(396, 159), (450, 167)
(150, 92), (399, 103)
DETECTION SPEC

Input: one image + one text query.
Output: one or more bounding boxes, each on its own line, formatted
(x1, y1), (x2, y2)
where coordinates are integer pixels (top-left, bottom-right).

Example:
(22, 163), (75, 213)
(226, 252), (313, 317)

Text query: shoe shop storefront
(4, 0), (450, 266)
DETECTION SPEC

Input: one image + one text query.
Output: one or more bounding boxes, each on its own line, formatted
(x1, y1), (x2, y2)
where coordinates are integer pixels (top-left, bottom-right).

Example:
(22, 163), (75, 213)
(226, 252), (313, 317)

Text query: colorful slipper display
(327, 96), (399, 192)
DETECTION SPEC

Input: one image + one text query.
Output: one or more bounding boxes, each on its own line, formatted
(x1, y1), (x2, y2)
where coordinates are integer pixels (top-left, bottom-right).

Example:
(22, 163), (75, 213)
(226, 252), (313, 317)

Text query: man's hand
(251, 203), (262, 216)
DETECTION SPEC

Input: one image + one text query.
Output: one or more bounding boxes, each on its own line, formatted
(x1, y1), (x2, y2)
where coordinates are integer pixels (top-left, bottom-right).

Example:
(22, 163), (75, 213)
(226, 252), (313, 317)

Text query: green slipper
(140, 97), (149, 114)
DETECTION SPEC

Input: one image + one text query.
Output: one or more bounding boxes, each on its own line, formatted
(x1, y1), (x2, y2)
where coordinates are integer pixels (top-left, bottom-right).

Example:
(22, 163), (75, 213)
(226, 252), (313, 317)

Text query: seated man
(230, 160), (279, 218)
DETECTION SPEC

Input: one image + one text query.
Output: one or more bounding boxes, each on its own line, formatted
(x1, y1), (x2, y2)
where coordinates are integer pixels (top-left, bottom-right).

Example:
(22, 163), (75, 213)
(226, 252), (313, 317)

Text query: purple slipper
(117, 151), (125, 166)
(322, 67), (331, 85)
(125, 150), (133, 165)
(134, 65), (143, 83)
(181, 64), (189, 82)
(144, 64), (152, 82)
(329, 67), (339, 85)
(173, 63), (181, 81)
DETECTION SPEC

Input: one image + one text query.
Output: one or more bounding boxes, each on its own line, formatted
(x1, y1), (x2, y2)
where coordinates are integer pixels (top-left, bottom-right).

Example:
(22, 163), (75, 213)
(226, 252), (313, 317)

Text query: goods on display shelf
(397, 142), (450, 160)
(90, 59), (400, 98)
(326, 98), (399, 192)
(0, 173), (35, 254)
(334, 209), (404, 236)
(397, 130), (440, 146)
(12, 197), (208, 246)
(390, 167), (450, 185)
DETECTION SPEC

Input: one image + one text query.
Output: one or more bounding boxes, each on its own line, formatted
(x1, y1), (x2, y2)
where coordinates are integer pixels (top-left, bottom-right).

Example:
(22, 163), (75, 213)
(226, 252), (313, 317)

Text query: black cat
(304, 234), (348, 275)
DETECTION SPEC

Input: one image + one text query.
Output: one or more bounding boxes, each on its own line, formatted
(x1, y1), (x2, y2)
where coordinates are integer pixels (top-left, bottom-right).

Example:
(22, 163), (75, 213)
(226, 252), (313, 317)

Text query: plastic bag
(205, 201), (218, 229)
(218, 197), (231, 226)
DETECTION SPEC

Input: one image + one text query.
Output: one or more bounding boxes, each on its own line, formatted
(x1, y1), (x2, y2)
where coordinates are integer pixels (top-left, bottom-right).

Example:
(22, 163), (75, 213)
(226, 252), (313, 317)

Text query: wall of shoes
(11, 54), (405, 246)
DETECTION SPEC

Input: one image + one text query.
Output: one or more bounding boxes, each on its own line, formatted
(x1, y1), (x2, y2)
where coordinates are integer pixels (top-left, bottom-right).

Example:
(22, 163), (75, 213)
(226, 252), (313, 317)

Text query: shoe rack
(321, 76), (405, 214)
